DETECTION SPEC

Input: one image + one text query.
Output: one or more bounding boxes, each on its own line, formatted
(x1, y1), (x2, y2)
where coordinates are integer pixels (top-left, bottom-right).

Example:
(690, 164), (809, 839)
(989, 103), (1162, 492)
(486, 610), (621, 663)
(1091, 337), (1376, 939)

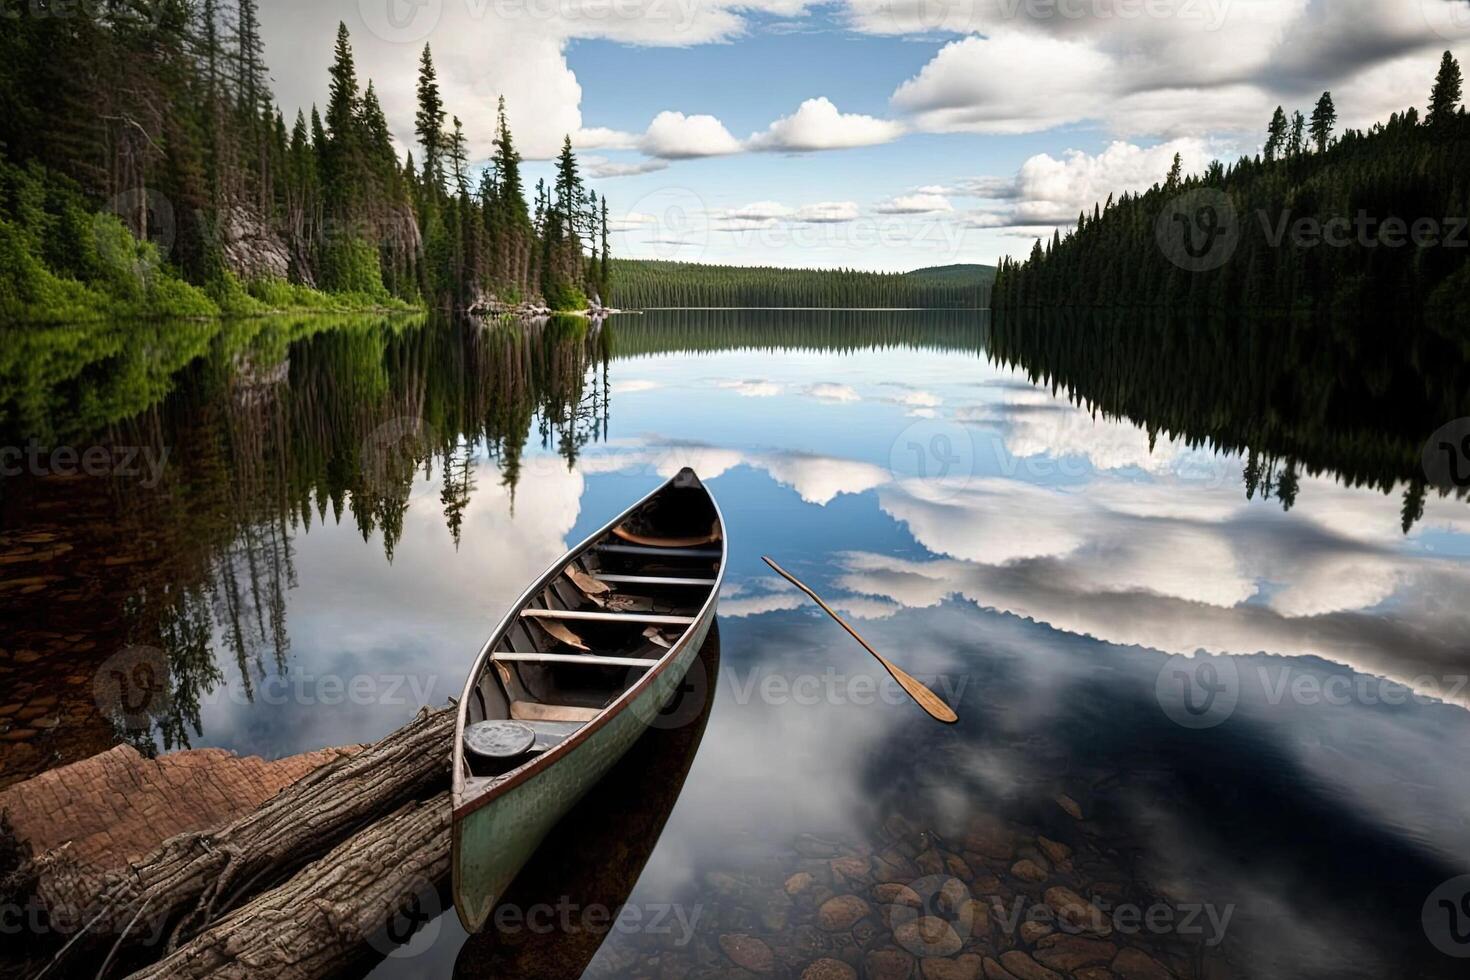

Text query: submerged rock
(719, 933), (775, 974)
(894, 916), (965, 957)
(818, 894), (872, 931)
(803, 957), (858, 980)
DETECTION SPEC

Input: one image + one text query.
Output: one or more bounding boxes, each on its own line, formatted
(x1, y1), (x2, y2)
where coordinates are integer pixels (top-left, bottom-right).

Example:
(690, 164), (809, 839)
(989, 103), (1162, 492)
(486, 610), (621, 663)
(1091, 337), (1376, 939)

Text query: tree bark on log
(123, 792), (451, 980)
(38, 706), (452, 971)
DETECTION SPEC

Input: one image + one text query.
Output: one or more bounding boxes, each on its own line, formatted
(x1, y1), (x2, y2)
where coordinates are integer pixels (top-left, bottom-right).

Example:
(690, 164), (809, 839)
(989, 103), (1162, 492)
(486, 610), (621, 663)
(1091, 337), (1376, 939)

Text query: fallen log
(1, 740), (363, 909)
(33, 706), (452, 975)
(123, 792), (452, 980)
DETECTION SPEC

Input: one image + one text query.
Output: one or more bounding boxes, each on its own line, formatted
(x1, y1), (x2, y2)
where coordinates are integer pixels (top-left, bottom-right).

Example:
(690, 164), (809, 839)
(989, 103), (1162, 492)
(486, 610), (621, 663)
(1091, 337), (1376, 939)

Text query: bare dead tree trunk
(123, 792), (451, 980)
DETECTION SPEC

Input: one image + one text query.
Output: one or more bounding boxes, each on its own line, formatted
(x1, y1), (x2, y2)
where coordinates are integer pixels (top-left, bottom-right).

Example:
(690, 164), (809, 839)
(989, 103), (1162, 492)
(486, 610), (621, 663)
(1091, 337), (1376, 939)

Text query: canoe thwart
(495, 652), (660, 668)
(596, 543), (722, 559)
(508, 701), (603, 723)
(595, 574), (719, 587)
(521, 608), (696, 625)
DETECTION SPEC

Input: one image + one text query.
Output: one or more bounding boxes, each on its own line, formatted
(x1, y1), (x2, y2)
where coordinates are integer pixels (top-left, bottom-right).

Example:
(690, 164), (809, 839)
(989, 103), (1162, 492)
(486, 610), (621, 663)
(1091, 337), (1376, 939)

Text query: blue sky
(262, 0), (1470, 270)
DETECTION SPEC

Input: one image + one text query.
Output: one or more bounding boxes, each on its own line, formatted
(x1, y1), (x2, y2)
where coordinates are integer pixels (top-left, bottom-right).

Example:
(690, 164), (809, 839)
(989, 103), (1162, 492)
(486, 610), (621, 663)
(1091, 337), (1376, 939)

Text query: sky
(259, 0), (1470, 271)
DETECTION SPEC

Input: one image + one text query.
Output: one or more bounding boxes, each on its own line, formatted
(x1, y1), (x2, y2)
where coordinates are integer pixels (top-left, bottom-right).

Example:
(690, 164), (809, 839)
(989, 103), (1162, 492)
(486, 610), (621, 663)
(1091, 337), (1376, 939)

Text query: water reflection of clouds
(196, 462), (589, 756)
(578, 441), (890, 505)
(838, 476), (1470, 709)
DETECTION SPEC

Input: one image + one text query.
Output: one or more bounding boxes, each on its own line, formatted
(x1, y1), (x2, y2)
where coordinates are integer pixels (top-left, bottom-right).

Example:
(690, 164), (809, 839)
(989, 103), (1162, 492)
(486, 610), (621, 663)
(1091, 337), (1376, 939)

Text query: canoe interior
(460, 472), (722, 783)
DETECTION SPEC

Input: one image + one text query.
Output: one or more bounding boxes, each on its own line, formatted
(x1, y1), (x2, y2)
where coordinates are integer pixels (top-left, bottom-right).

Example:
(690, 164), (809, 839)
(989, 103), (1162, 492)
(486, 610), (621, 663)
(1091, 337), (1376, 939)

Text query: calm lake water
(3, 309), (1469, 979)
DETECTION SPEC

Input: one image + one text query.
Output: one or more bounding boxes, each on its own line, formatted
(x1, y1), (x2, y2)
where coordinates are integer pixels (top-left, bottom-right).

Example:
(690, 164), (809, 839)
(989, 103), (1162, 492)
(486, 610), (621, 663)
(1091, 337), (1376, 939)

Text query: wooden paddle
(761, 556), (958, 724)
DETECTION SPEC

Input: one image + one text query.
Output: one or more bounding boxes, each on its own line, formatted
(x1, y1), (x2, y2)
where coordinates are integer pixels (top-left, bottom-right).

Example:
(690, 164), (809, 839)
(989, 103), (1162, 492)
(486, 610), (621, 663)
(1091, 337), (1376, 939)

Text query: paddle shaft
(761, 556), (958, 724)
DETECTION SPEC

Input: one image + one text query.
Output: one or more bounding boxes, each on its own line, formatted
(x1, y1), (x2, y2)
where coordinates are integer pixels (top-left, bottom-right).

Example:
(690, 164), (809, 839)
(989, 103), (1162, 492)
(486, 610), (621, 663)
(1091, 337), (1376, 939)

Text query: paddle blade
(761, 555), (958, 724)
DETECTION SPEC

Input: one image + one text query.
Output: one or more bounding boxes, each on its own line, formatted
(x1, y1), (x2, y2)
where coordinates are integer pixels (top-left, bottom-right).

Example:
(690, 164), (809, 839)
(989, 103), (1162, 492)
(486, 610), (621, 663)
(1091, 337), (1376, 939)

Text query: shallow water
(3, 309), (1469, 979)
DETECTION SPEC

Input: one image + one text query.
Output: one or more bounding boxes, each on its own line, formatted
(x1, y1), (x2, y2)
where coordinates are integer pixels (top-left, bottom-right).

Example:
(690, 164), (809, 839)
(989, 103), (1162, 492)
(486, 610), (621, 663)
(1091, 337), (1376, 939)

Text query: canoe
(454, 623), (720, 976)
(451, 466), (726, 932)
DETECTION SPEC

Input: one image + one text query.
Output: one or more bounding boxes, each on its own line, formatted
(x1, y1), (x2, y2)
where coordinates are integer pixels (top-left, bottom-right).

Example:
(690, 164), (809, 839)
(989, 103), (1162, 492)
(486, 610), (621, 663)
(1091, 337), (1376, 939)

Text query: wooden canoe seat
(510, 701), (602, 723)
(521, 608), (695, 626)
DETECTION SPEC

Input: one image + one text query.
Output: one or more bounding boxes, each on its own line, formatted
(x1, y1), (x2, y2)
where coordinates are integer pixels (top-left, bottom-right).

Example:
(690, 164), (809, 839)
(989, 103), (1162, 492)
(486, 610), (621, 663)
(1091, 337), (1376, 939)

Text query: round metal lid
(463, 720), (536, 759)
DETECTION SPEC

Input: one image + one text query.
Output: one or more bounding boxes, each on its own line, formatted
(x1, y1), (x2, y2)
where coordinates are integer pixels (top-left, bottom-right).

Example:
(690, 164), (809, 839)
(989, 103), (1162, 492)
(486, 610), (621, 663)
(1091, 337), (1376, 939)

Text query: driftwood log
(36, 706), (453, 976)
(124, 792), (452, 980)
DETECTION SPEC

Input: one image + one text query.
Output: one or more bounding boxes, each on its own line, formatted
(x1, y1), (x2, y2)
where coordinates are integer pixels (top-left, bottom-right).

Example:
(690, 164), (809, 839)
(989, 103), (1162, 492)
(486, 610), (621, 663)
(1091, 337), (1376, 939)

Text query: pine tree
(323, 22), (360, 211)
(1165, 152), (1182, 187)
(1310, 92), (1336, 152)
(448, 115), (469, 197)
(1429, 51), (1463, 126)
(1288, 111), (1305, 157)
(1265, 106), (1288, 161)
(415, 43), (445, 190)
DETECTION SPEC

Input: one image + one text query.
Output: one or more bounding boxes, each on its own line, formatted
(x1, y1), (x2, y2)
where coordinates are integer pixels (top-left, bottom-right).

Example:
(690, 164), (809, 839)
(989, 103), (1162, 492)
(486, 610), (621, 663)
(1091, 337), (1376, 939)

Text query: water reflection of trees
(608, 308), (988, 358)
(2, 313), (610, 756)
(988, 309), (1470, 531)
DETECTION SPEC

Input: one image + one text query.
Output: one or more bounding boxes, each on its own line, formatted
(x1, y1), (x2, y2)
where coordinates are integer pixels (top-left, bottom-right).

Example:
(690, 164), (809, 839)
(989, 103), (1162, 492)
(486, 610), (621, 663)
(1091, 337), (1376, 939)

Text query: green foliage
(544, 280), (589, 312)
(609, 260), (994, 309)
(319, 237), (388, 298)
(0, 9), (607, 320)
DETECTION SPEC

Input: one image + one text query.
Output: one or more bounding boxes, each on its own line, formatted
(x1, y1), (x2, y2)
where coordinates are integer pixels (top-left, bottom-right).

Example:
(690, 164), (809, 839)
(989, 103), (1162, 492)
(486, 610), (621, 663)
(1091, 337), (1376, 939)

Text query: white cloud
(612, 379), (662, 394)
(892, 33), (1113, 135)
(581, 155), (669, 178)
(793, 201), (860, 223)
(574, 127), (639, 150)
(715, 201), (794, 229)
(884, 3), (1470, 141)
(639, 111), (743, 159)
(803, 383), (861, 402)
(876, 193), (954, 214)
(747, 97), (905, 151)
(715, 379), (784, 397)
(959, 137), (1220, 229)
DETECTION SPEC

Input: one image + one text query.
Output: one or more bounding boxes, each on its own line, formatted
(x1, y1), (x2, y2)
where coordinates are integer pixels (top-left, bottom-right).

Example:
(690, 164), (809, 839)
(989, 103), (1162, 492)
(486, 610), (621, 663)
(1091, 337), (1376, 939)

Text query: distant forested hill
(993, 52), (1470, 315)
(609, 260), (994, 309)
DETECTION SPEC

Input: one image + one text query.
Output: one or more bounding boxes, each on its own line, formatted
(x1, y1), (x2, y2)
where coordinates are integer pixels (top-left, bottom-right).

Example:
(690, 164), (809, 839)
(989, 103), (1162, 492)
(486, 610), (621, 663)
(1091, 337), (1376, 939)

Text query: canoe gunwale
(450, 469), (726, 822)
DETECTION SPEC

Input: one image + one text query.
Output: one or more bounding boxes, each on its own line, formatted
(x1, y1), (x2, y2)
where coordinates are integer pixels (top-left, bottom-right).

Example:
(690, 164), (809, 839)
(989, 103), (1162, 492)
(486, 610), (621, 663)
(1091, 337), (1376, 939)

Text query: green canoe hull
(452, 613), (711, 932)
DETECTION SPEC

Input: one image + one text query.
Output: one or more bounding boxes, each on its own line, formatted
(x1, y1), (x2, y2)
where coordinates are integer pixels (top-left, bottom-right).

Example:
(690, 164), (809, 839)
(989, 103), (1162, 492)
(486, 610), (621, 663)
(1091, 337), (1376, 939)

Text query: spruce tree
(1429, 51), (1463, 125)
(1310, 92), (1336, 152)
(1265, 106), (1288, 161)
(415, 43), (446, 190)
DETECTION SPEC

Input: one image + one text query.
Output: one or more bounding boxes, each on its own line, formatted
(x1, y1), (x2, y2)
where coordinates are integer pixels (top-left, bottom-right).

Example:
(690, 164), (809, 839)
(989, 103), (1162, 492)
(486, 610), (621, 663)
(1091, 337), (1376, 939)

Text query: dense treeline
(610, 259), (993, 309)
(608, 308), (988, 358)
(0, 2), (609, 321)
(993, 53), (1470, 315)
